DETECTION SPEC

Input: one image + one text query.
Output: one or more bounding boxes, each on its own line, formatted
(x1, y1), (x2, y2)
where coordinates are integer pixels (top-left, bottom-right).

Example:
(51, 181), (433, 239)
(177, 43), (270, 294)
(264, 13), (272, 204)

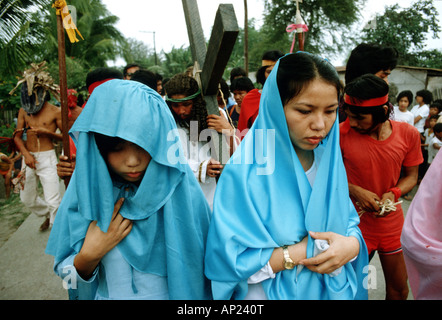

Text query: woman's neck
(295, 148), (314, 172)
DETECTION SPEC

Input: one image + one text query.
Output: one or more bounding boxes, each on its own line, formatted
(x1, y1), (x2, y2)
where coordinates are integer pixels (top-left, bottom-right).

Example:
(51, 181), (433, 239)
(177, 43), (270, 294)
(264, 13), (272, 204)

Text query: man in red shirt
(237, 51), (284, 137)
(340, 74), (422, 300)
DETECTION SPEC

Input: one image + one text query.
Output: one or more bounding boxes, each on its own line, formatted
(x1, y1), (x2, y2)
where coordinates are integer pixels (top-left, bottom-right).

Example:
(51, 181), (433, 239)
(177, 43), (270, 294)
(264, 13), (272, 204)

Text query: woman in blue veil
(46, 79), (212, 300)
(205, 52), (368, 300)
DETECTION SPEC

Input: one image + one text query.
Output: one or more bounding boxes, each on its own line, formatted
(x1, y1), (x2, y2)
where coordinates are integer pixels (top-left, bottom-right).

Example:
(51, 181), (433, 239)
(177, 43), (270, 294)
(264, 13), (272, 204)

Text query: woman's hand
(74, 198), (133, 279)
(299, 231), (359, 275)
(269, 236), (308, 273)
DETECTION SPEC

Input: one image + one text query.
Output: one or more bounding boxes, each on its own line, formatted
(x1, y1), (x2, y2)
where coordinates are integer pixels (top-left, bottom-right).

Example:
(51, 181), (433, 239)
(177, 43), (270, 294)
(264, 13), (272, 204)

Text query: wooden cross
(182, 0), (239, 164)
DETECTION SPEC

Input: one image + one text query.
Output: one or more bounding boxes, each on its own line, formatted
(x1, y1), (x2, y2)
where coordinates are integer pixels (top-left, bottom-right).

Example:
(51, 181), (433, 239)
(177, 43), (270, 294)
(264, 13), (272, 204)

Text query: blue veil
(204, 54), (368, 300)
(46, 79), (211, 299)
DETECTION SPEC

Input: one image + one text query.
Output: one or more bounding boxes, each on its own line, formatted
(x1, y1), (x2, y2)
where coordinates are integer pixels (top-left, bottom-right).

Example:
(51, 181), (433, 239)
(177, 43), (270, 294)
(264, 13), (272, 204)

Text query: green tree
(41, 0), (126, 69)
(361, 0), (441, 68)
(161, 46), (193, 78)
(0, 0), (51, 75)
(226, 18), (262, 76)
(119, 37), (157, 68)
(262, 0), (366, 60)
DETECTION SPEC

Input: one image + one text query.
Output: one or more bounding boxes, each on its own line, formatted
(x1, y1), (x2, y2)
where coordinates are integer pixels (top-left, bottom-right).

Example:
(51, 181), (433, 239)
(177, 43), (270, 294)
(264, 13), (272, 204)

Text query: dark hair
(123, 63), (141, 77)
(217, 79), (231, 103)
(230, 67), (247, 83)
(94, 133), (124, 159)
(86, 67), (123, 89)
(262, 50), (284, 62)
(429, 114), (440, 121)
(130, 69), (157, 90)
(345, 43), (398, 84)
(397, 90), (413, 106)
(255, 51), (285, 86)
(433, 122), (442, 133)
(277, 52), (342, 106)
(163, 73), (208, 135)
(416, 89), (433, 104)
(430, 102), (442, 113)
(230, 77), (255, 92)
(343, 74), (390, 126)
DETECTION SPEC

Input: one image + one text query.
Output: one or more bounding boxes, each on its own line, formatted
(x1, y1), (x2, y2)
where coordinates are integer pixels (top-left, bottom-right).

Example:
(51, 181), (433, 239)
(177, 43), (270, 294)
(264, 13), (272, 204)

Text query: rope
(357, 199), (403, 218)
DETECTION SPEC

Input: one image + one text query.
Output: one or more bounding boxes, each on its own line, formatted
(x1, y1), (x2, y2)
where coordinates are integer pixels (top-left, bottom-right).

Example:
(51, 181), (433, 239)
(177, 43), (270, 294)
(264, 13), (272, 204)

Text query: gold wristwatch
(282, 245), (295, 269)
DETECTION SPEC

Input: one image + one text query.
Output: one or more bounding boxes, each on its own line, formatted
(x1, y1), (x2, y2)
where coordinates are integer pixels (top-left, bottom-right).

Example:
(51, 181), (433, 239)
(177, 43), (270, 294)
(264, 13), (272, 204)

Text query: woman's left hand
(299, 231), (359, 275)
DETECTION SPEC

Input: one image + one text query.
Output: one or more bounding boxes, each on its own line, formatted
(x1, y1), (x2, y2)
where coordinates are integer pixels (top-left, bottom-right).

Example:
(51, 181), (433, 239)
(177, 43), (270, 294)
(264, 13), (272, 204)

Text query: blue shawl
(46, 79), (212, 299)
(204, 56), (368, 300)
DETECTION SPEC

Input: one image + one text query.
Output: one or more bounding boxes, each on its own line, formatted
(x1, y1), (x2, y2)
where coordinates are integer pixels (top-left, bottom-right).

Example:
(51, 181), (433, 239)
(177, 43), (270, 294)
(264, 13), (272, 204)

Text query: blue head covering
(205, 53), (368, 300)
(46, 79), (212, 299)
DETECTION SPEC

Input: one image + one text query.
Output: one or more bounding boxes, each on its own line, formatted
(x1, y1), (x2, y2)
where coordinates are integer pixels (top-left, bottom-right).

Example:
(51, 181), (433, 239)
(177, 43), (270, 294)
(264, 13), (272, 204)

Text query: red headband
(88, 78), (115, 94)
(344, 94), (389, 107)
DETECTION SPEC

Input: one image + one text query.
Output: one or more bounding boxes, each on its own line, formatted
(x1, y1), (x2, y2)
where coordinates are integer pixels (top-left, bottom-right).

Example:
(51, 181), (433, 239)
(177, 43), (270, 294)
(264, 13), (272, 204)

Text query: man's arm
(348, 183), (381, 213)
(13, 109), (36, 169)
(378, 165), (418, 217)
(55, 105), (63, 138)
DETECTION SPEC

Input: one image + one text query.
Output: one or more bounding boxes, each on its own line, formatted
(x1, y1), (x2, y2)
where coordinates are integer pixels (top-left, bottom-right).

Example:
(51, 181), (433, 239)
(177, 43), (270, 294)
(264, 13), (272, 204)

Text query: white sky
(101, 0), (442, 66)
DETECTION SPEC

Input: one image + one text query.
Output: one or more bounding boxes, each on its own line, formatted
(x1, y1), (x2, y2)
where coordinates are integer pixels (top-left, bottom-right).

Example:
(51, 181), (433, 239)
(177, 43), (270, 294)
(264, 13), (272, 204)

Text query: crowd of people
(1, 42), (441, 300)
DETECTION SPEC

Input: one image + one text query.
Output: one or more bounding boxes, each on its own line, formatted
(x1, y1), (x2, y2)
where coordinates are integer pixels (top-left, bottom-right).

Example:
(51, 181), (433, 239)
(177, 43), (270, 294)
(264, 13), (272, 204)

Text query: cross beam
(182, 0), (239, 163)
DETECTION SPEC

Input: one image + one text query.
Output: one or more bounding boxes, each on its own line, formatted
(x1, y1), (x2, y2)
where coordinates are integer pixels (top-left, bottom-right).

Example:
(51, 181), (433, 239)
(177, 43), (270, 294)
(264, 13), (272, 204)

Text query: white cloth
(176, 124), (217, 210)
(176, 108), (236, 210)
(393, 106), (414, 126)
(423, 128), (434, 151)
(428, 136), (442, 163)
(410, 104), (430, 133)
(20, 149), (61, 224)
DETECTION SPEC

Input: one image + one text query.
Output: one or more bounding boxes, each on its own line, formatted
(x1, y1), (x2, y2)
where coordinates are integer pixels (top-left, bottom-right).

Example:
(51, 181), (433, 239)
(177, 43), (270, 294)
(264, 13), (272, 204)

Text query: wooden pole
(55, 12), (70, 187)
(244, 0), (249, 75)
(295, 0), (304, 51)
(297, 33), (304, 51)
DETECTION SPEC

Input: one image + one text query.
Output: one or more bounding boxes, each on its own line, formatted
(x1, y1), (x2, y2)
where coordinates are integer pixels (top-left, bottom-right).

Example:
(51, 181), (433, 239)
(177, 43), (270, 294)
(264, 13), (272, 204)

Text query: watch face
(284, 261), (295, 269)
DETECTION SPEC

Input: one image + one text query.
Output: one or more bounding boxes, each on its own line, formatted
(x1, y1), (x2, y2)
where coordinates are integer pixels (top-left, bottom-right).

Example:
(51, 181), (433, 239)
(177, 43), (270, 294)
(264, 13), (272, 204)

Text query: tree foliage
(361, 0), (441, 68)
(262, 0), (366, 59)
(2, 0), (442, 119)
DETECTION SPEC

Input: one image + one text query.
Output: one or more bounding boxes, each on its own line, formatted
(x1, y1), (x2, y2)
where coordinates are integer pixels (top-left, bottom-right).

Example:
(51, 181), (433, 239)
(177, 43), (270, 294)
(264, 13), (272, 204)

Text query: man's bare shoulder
(43, 102), (61, 113)
(36, 102), (61, 120)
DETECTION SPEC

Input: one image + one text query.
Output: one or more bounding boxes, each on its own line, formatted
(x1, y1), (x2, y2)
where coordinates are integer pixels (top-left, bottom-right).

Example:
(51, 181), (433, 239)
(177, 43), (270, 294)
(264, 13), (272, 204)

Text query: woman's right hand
(74, 198), (133, 279)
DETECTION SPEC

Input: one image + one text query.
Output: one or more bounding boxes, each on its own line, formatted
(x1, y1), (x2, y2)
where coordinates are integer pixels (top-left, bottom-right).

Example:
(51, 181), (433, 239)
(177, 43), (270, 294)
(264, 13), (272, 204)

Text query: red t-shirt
(340, 120), (423, 244)
(340, 120), (422, 237)
(340, 120), (422, 200)
(237, 89), (261, 136)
